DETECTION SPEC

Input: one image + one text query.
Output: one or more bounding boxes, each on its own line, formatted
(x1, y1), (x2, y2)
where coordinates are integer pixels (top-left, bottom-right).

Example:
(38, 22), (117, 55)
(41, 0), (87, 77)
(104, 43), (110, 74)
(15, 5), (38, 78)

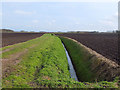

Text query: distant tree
(116, 30), (120, 33)
(20, 30), (27, 32)
(29, 31), (35, 33)
(0, 29), (14, 33)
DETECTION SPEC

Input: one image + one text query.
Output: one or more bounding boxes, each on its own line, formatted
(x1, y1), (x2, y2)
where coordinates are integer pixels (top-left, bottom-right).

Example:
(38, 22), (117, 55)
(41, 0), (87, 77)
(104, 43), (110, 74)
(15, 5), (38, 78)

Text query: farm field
(60, 36), (120, 82)
(1, 34), (119, 88)
(2, 33), (44, 47)
(1, 1), (119, 89)
(56, 33), (119, 64)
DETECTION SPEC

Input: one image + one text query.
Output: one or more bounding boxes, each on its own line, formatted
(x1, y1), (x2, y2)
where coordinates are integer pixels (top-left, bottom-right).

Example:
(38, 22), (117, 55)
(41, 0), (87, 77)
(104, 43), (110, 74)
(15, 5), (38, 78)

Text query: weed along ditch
(1, 34), (119, 88)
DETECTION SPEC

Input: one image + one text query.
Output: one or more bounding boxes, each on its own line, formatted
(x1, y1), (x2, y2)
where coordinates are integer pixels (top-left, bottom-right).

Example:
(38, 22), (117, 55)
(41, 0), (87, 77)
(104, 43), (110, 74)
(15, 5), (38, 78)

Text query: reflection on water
(62, 43), (78, 81)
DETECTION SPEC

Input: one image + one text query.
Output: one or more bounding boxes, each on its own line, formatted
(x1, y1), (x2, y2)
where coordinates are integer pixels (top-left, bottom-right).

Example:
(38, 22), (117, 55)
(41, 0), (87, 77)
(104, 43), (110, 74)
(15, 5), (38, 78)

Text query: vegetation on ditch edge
(59, 36), (96, 82)
(59, 36), (119, 88)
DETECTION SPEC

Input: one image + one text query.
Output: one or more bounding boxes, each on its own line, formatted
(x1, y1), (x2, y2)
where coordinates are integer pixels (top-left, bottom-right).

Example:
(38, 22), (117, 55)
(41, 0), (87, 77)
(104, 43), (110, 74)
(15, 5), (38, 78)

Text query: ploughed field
(56, 33), (119, 64)
(2, 33), (44, 47)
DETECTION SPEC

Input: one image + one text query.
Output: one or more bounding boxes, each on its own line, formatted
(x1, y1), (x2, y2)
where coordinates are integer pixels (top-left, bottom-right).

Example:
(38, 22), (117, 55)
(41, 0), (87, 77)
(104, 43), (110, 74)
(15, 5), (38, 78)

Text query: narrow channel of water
(62, 43), (78, 81)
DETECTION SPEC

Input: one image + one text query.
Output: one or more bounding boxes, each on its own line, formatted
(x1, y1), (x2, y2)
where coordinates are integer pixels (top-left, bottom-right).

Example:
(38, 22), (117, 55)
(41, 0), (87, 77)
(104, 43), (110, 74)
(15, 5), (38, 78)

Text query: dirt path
(1, 42), (39, 78)
(2, 49), (28, 77)
(0, 47), (15, 54)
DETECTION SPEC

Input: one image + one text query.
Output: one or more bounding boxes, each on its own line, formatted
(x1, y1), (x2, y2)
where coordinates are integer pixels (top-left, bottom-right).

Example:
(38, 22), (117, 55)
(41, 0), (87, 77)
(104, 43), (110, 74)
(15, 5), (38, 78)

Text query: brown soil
(2, 49), (28, 77)
(67, 37), (119, 68)
(0, 47), (15, 54)
(2, 33), (44, 47)
(65, 37), (120, 81)
(1, 34), (42, 78)
(56, 33), (119, 64)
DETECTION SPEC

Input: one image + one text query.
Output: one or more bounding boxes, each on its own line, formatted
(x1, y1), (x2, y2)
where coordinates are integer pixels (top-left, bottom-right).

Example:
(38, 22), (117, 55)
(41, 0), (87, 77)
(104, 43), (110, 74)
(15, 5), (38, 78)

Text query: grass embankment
(2, 34), (71, 88)
(60, 36), (95, 82)
(2, 34), (118, 88)
(59, 36), (119, 88)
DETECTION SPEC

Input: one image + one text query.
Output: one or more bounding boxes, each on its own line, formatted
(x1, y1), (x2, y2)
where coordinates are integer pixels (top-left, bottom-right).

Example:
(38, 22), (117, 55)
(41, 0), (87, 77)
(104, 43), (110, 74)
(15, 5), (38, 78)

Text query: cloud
(99, 20), (114, 26)
(32, 20), (39, 23)
(75, 22), (80, 25)
(48, 19), (56, 25)
(15, 10), (36, 15)
(114, 12), (118, 16)
(0, 12), (2, 16)
(99, 12), (118, 26)
(51, 20), (56, 23)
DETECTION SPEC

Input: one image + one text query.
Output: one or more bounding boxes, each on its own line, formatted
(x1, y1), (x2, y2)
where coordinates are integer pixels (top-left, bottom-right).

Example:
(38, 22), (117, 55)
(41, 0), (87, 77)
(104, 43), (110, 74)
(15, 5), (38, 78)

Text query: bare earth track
(1, 33), (45, 77)
(2, 49), (28, 77)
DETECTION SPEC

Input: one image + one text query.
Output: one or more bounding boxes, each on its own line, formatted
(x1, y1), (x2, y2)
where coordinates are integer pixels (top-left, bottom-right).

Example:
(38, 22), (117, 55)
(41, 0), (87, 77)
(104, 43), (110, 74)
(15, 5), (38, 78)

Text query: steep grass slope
(59, 36), (119, 87)
(60, 36), (95, 82)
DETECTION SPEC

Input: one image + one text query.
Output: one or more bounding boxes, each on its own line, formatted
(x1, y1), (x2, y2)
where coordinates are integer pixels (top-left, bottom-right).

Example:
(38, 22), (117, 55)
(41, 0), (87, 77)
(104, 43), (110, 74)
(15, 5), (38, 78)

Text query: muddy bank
(60, 36), (120, 81)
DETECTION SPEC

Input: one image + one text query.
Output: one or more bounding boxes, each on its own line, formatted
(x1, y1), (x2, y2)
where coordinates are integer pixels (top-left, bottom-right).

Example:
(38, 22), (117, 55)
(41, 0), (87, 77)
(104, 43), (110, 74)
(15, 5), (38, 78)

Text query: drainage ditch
(60, 36), (120, 82)
(62, 43), (78, 81)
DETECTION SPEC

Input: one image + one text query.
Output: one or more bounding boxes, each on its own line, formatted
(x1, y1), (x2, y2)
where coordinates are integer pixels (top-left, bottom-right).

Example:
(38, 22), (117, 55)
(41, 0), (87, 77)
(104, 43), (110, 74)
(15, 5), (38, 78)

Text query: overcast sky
(0, 0), (119, 32)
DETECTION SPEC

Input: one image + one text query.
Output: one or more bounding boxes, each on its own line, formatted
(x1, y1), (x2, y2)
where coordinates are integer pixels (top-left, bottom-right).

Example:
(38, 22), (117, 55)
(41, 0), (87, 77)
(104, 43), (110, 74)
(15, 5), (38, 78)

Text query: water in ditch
(62, 43), (78, 81)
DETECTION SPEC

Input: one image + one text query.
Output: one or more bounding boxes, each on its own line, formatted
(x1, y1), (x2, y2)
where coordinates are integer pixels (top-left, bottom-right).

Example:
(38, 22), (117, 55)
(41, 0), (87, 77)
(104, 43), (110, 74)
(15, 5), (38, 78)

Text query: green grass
(59, 36), (95, 82)
(2, 34), (70, 88)
(59, 36), (119, 88)
(2, 34), (119, 88)
(1, 35), (48, 59)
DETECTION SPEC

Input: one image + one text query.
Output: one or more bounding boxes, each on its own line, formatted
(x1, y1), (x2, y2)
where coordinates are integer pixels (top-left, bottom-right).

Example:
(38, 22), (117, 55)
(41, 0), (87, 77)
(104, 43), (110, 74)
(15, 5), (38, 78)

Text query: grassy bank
(2, 34), (119, 88)
(59, 36), (119, 88)
(60, 36), (95, 82)
(2, 34), (71, 88)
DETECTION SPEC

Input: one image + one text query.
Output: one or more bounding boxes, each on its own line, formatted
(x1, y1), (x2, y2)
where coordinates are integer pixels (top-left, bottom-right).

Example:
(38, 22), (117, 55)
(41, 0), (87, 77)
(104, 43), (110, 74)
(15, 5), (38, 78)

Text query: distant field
(56, 33), (119, 64)
(2, 33), (44, 47)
